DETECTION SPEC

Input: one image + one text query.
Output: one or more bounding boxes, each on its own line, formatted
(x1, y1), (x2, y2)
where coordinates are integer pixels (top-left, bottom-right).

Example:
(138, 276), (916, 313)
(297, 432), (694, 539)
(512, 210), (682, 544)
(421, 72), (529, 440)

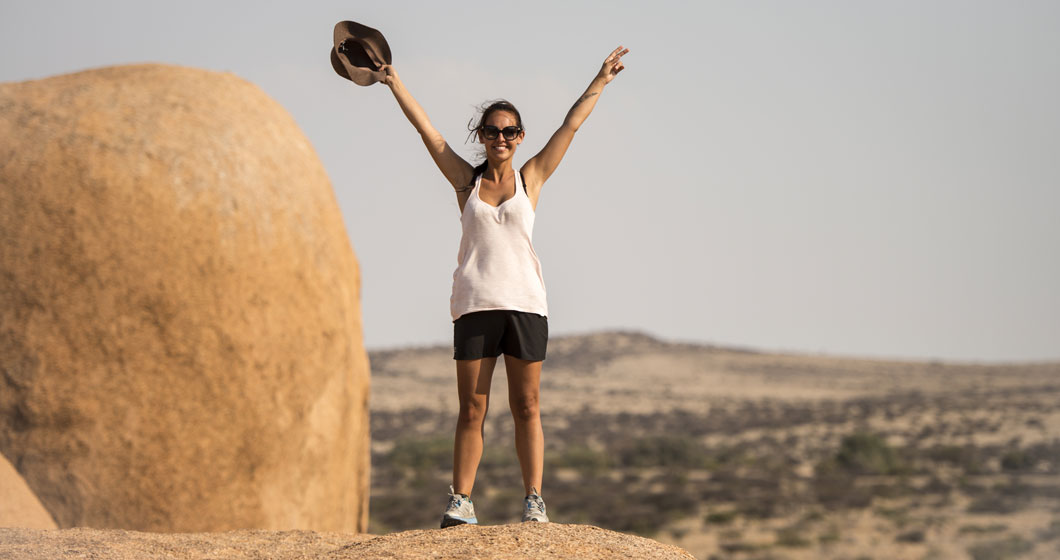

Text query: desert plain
(369, 331), (1060, 560)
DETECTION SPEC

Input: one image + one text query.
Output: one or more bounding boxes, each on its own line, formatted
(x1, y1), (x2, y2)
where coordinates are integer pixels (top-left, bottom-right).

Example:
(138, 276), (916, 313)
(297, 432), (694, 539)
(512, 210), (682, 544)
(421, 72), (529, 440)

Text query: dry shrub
(926, 444), (986, 474)
(959, 524), (1008, 535)
(775, 527), (812, 548)
(549, 444), (612, 475)
(705, 510), (738, 525)
(966, 536), (1034, 560)
(966, 480), (1036, 514)
(896, 529), (926, 543)
(812, 459), (873, 509)
(1037, 520), (1060, 541)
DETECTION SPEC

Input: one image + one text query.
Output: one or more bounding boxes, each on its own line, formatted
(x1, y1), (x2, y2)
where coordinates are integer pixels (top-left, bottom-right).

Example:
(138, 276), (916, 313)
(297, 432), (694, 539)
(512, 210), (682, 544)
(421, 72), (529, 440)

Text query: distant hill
(368, 330), (1059, 414)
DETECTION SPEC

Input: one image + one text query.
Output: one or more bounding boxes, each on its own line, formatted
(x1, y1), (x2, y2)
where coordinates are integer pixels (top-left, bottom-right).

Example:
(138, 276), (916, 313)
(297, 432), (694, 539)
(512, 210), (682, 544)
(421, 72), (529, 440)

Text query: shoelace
(525, 495), (545, 514)
(525, 486), (545, 513)
(448, 485), (469, 511)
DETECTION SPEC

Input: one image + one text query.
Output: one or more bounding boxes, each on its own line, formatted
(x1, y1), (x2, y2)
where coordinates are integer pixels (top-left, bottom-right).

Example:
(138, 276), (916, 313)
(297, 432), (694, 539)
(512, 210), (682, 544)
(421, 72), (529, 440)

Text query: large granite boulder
(0, 452), (57, 529)
(0, 64), (370, 532)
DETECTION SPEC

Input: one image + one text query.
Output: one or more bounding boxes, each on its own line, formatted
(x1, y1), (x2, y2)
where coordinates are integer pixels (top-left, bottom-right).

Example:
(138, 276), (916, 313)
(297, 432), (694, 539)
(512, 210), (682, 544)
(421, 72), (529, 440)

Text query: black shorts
(453, 310), (548, 362)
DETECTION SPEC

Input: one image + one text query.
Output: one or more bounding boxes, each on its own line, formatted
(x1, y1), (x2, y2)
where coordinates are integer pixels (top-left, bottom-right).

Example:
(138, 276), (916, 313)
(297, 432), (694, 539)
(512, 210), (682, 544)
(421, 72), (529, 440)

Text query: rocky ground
(369, 332), (1060, 560)
(0, 524), (693, 559)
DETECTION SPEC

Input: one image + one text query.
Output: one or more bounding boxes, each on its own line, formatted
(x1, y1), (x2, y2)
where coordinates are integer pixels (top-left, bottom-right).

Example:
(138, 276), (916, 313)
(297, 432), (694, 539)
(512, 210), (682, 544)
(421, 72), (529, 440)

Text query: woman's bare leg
(505, 355), (544, 495)
(453, 357), (497, 496)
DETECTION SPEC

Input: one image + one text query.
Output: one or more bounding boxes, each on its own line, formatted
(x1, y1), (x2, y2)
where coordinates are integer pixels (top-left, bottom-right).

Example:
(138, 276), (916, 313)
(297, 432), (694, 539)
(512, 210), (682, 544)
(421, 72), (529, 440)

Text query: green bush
(616, 435), (710, 469)
(1000, 449), (1034, 472)
(478, 444), (519, 472)
(875, 505), (910, 528)
(835, 432), (905, 475)
(552, 444), (613, 475)
(386, 436), (453, 472)
(818, 525), (841, 544)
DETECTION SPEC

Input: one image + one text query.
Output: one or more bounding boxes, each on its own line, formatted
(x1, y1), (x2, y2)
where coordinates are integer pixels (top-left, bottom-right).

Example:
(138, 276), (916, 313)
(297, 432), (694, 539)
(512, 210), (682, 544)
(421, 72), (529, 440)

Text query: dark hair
(466, 99), (524, 180)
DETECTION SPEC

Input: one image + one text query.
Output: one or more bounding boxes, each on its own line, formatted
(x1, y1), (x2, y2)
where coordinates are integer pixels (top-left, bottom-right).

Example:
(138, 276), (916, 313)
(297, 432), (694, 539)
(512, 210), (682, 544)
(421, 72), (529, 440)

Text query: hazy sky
(3, 1), (1058, 362)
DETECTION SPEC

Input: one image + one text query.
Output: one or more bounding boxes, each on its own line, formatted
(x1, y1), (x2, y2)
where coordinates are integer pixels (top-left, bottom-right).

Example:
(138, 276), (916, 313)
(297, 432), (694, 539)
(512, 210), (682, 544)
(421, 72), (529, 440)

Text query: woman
(381, 45), (628, 527)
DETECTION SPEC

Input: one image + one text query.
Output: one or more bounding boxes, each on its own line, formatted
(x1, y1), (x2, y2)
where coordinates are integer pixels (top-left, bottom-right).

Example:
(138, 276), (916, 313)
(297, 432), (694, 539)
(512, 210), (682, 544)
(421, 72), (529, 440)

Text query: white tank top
(450, 171), (548, 320)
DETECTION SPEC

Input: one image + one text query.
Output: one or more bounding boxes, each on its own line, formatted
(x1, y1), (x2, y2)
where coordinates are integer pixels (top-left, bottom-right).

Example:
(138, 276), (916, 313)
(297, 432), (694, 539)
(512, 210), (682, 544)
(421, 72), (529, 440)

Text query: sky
(2, 1), (1058, 363)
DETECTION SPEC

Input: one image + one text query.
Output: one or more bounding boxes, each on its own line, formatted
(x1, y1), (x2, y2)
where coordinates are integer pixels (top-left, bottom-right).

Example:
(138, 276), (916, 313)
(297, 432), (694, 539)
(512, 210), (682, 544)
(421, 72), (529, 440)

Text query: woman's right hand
(380, 64), (399, 88)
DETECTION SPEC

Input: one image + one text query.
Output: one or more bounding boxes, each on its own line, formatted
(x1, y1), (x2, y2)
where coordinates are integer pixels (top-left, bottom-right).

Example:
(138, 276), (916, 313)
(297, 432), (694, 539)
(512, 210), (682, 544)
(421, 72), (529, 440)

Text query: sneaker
(522, 487), (549, 523)
(441, 485), (478, 528)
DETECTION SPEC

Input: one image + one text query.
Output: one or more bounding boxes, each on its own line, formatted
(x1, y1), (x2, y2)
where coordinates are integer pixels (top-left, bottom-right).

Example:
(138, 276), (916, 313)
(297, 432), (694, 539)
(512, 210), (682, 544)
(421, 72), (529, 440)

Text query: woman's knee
(458, 397), (489, 426)
(510, 394), (540, 422)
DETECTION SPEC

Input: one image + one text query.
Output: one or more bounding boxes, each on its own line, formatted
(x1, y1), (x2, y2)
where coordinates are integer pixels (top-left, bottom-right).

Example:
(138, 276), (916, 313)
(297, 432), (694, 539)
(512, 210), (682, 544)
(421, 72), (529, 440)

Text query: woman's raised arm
(521, 46), (629, 196)
(381, 65), (474, 190)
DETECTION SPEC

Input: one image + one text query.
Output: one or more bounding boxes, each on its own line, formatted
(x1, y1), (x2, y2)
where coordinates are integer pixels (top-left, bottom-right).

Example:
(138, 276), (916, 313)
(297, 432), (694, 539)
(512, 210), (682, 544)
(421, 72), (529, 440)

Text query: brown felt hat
(331, 20), (392, 86)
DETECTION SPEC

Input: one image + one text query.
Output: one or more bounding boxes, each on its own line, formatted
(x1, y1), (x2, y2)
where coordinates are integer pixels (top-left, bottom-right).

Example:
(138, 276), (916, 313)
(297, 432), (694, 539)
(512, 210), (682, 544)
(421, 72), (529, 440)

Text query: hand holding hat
(330, 20), (392, 86)
(377, 64), (398, 88)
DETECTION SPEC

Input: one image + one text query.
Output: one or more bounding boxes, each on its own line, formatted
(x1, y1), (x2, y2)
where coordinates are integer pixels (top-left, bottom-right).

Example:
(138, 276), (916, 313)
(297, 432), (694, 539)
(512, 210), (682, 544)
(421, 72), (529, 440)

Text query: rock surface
(0, 524), (695, 559)
(0, 64), (370, 532)
(0, 452), (57, 529)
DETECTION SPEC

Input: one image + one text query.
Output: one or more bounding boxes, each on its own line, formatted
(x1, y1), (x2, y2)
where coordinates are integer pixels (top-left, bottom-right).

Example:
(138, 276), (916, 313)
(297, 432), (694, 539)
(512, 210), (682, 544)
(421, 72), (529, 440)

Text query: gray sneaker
(441, 485), (478, 528)
(522, 487), (549, 522)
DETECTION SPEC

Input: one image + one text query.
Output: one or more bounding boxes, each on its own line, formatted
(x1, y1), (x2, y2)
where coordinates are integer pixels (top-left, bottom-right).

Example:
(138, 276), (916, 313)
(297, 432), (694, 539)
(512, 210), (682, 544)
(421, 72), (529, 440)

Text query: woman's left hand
(598, 46), (629, 84)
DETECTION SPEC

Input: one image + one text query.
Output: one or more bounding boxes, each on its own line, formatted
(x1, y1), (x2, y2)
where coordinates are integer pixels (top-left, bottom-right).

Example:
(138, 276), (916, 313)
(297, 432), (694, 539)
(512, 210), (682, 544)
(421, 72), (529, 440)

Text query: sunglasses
(480, 125), (523, 141)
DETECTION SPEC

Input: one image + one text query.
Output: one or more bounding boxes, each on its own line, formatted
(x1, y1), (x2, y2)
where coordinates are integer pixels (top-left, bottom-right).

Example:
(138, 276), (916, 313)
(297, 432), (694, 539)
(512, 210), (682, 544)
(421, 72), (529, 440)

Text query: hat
(331, 20), (392, 86)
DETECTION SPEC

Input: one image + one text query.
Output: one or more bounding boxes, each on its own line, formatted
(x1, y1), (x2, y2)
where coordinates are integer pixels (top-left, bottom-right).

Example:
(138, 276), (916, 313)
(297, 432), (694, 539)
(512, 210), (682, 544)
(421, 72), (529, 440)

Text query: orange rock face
(0, 64), (370, 532)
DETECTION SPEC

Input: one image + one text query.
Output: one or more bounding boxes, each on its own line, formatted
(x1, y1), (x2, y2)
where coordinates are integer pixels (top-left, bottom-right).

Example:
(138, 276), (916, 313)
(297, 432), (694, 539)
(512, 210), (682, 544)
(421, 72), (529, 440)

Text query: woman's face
(479, 110), (524, 162)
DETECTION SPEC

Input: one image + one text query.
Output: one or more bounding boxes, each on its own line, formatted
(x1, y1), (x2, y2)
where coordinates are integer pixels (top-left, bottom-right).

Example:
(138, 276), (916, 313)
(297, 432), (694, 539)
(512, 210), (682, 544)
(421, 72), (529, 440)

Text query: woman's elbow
(420, 131), (445, 150)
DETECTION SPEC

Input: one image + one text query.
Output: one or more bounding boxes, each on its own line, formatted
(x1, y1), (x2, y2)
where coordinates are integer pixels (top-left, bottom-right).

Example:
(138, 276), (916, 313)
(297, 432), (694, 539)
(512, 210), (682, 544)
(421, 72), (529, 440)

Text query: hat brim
(331, 46), (384, 86)
(331, 20), (391, 86)
(333, 21), (392, 66)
